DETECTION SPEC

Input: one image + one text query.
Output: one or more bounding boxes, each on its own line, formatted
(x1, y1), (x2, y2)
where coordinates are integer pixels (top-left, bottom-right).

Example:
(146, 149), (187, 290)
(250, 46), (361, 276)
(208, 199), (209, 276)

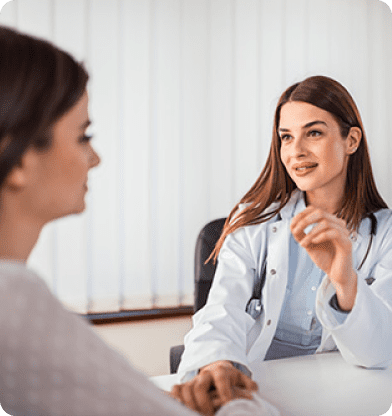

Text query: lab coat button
(272, 226), (277, 233)
(266, 319), (271, 326)
(270, 269), (276, 275)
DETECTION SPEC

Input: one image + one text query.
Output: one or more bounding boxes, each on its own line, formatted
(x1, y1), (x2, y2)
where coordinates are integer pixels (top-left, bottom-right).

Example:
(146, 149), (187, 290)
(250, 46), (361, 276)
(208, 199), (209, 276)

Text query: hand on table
(290, 206), (357, 311)
(169, 360), (258, 415)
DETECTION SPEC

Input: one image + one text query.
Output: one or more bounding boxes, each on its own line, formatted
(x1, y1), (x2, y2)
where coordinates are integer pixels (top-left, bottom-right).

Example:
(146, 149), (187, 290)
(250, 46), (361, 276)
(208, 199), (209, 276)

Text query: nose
(291, 136), (307, 157)
(89, 145), (101, 169)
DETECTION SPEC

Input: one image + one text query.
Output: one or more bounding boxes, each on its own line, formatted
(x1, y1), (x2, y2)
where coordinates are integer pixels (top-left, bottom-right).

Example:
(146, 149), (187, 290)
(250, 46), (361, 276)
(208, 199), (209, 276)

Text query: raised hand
(290, 206), (357, 311)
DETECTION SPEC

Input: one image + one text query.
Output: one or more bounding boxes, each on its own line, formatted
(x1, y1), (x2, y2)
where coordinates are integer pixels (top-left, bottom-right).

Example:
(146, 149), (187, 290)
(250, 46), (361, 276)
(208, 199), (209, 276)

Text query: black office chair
(169, 218), (226, 374)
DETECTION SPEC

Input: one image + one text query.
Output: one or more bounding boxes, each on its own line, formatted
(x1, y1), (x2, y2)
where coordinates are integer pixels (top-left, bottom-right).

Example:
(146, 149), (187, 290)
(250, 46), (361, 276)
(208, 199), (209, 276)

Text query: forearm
(317, 273), (392, 368)
(178, 303), (254, 380)
(333, 270), (357, 311)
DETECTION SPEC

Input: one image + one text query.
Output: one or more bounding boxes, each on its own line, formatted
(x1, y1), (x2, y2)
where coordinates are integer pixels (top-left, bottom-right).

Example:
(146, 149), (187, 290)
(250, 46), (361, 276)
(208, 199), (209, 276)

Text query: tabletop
(151, 352), (392, 416)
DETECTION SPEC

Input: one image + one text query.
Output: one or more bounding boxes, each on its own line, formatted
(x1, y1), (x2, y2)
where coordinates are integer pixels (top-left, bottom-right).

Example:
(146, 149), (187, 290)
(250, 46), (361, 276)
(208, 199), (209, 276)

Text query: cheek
(280, 147), (286, 165)
(57, 154), (88, 185)
(328, 142), (346, 165)
(321, 144), (346, 177)
(280, 148), (290, 171)
(68, 149), (89, 170)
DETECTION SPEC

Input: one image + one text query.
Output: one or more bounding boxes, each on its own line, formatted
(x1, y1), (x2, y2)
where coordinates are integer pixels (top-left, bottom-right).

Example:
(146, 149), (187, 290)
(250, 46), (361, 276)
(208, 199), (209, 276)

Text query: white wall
(0, 0), (391, 313)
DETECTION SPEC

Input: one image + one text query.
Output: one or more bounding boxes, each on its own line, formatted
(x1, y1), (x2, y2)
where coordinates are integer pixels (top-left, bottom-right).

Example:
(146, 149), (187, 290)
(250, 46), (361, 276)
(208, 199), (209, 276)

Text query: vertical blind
(0, 0), (391, 314)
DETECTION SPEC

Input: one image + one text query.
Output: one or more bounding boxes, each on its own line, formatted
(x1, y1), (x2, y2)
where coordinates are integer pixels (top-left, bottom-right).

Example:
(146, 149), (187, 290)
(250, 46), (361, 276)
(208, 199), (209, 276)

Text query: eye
(79, 134), (93, 143)
(280, 134), (292, 142)
(308, 130), (321, 138)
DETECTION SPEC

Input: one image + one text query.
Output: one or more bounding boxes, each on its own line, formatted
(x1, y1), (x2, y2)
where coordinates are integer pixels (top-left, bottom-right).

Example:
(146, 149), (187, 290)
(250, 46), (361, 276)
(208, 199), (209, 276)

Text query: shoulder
(0, 261), (42, 283)
(373, 207), (392, 223)
(234, 190), (301, 234)
(0, 262), (51, 302)
(222, 203), (280, 261)
(233, 203), (279, 236)
(236, 199), (281, 218)
(371, 208), (392, 239)
(362, 208), (392, 257)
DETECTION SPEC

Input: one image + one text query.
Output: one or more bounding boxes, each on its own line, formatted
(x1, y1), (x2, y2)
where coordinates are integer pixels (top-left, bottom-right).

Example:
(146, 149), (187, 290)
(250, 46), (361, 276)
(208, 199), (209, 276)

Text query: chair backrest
(169, 218), (226, 374)
(194, 218), (226, 312)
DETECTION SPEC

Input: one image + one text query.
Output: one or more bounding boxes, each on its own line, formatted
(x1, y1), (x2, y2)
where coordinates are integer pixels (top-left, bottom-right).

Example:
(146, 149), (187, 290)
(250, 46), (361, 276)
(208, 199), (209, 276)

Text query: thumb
(238, 373), (258, 391)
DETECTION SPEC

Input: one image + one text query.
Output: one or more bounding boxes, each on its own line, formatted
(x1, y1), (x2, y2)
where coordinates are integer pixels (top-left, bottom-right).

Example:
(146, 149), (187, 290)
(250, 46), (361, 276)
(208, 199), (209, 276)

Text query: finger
(300, 220), (350, 248)
(204, 385), (225, 412)
(211, 394), (222, 411)
(231, 386), (255, 400)
(235, 372), (258, 392)
(290, 206), (319, 229)
(291, 211), (346, 243)
(192, 372), (216, 416)
(298, 220), (331, 246)
(243, 377), (258, 392)
(169, 384), (182, 402)
(291, 206), (345, 231)
(212, 368), (234, 404)
(300, 228), (342, 249)
(179, 383), (200, 413)
(291, 215), (322, 243)
(291, 208), (325, 234)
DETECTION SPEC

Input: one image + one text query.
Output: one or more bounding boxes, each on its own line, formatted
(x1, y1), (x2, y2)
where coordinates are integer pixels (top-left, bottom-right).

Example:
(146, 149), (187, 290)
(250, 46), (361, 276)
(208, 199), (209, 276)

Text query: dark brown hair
(210, 75), (387, 262)
(0, 26), (88, 188)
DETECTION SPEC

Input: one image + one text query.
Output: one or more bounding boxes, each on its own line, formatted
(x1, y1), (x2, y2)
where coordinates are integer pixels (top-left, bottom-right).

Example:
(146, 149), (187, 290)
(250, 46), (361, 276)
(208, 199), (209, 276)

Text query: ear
(5, 167), (25, 190)
(346, 127), (362, 155)
(4, 149), (39, 191)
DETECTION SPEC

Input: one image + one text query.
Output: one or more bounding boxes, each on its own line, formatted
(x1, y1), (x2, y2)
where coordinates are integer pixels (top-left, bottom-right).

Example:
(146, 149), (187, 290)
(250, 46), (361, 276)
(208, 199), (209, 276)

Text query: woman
(177, 75), (392, 397)
(0, 26), (279, 416)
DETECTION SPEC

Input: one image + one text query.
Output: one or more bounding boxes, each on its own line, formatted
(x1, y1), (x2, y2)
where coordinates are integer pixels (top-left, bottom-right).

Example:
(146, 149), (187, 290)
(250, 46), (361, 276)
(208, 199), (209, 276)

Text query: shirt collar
(279, 189), (303, 220)
(293, 191), (307, 217)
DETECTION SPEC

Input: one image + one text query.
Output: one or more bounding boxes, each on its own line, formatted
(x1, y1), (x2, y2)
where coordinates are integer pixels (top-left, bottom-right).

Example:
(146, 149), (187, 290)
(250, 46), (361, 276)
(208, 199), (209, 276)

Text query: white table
(151, 352), (392, 416)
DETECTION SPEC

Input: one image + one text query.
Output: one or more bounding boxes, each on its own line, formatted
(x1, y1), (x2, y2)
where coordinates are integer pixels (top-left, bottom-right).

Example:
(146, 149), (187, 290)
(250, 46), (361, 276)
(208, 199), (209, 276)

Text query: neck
(0, 207), (43, 263)
(304, 188), (344, 214)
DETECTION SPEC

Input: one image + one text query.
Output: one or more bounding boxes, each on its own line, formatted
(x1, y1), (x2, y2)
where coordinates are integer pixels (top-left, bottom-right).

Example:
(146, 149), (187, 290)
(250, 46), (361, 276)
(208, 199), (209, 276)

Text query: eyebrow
(278, 120), (327, 133)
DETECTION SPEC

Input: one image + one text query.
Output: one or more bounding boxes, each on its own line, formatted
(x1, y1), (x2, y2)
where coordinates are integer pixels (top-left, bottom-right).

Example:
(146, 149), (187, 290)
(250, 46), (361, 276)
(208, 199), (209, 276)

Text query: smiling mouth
(294, 164), (318, 171)
(293, 164), (318, 175)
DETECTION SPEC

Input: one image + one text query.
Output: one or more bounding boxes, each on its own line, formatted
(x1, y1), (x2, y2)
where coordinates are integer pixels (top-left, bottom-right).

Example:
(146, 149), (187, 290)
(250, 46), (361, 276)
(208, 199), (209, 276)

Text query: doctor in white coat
(173, 75), (392, 409)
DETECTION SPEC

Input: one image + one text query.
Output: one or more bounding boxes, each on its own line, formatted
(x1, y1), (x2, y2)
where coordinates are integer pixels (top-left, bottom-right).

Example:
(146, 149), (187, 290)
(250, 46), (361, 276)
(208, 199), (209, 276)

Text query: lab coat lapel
(262, 193), (302, 329)
(248, 192), (301, 363)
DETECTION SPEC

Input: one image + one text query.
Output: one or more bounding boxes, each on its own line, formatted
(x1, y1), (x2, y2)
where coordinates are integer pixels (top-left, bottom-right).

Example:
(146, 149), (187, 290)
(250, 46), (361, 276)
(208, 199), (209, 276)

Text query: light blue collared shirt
(265, 193), (347, 360)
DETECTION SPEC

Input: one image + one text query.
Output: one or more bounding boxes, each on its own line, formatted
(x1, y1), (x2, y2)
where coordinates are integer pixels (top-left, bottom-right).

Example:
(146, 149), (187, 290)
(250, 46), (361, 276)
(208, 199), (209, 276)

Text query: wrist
(200, 360), (233, 373)
(334, 271), (357, 311)
(230, 361), (252, 378)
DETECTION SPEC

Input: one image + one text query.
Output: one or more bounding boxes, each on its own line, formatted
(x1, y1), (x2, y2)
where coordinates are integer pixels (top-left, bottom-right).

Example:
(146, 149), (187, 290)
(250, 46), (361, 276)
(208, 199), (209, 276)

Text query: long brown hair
(0, 26), (88, 189)
(210, 75), (388, 262)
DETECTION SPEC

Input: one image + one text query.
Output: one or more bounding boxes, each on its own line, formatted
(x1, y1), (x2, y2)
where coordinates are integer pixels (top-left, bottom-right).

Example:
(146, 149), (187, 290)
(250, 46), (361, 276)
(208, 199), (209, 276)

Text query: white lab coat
(178, 190), (392, 381)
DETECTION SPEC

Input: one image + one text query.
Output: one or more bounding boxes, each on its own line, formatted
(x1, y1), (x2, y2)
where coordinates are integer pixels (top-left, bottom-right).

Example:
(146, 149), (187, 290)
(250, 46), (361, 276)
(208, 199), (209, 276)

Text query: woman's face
(279, 101), (358, 202)
(19, 90), (100, 222)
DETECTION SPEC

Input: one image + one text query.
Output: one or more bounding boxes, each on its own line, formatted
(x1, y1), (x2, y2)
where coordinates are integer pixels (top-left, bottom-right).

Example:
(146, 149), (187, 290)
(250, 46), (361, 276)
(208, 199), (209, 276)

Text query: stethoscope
(357, 212), (377, 271)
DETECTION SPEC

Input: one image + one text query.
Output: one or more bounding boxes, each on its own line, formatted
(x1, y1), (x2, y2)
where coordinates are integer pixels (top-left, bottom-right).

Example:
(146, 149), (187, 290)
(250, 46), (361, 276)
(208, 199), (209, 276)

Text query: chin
(295, 185), (313, 192)
(292, 182), (308, 192)
(74, 201), (86, 214)
(292, 178), (319, 192)
(61, 202), (87, 219)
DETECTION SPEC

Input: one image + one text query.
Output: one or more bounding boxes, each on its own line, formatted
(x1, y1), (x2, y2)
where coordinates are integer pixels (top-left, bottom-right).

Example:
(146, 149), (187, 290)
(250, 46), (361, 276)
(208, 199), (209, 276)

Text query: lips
(292, 163), (318, 176)
(293, 163), (318, 170)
